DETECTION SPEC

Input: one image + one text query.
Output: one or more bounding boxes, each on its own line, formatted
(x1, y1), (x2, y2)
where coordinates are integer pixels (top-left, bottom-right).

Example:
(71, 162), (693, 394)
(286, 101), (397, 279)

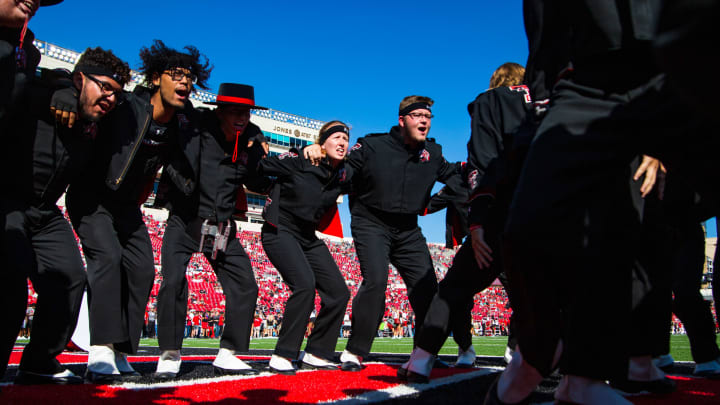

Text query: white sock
(270, 354), (294, 371)
(156, 350), (182, 374)
(407, 348), (434, 377)
(213, 348), (252, 370)
(88, 344), (120, 375)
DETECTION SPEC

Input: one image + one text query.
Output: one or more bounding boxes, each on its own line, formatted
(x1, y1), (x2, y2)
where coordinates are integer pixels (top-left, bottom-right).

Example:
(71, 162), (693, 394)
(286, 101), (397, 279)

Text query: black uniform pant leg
(74, 206), (127, 347)
(671, 222), (720, 363)
(347, 216), (393, 358)
(157, 215), (195, 351)
(262, 226), (316, 360)
(416, 239), (500, 354)
(303, 237), (350, 360)
(114, 207), (155, 354)
(19, 211), (86, 373)
(389, 226), (439, 349)
(503, 80), (637, 380)
(208, 234), (257, 353)
(1, 207), (31, 378)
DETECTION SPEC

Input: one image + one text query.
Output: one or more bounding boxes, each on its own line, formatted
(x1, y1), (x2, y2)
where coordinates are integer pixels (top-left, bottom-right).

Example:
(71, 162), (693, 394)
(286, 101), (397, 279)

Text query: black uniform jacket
(465, 86), (534, 227)
(425, 177), (469, 249)
(346, 126), (463, 219)
(2, 72), (96, 208)
(523, 0), (661, 95)
(259, 151), (352, 230)
(162, 108), (269, 224)
(67, 86), (198, 209)
(0, 27), (40, 132)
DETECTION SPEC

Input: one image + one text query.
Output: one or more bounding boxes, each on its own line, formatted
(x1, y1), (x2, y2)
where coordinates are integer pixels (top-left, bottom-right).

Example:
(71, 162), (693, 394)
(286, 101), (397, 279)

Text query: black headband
(75, 65), (127, 86)
(399, 102), (432, 116)
(319, 125), (349, 144)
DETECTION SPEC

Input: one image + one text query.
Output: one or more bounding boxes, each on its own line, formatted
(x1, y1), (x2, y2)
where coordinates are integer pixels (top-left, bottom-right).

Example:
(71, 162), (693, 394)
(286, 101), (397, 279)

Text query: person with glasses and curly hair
(65, 40), (212, 383)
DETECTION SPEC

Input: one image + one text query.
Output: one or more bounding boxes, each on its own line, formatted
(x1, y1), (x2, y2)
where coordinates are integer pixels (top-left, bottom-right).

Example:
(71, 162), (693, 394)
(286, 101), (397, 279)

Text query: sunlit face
(216, 105), (251, 139)
(0, 0), (39, 28)
(153, 67), (193, 110)
(398, 109), (432, 145)
(77, 73), (122, 122)
(321, 131), (349, 164)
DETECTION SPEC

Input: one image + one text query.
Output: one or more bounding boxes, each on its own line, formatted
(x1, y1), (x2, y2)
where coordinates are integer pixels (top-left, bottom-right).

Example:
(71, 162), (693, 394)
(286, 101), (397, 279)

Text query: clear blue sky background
(31, 1), (716, 242)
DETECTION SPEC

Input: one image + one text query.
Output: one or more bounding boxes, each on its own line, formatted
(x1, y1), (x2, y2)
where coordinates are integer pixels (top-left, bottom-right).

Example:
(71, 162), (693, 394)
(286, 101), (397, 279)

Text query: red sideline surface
(0, 364), (475, 404)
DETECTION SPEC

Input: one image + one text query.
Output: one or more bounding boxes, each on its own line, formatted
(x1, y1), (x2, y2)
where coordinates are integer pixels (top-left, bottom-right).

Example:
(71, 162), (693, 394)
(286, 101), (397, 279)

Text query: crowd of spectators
(22, 210), (711, 340)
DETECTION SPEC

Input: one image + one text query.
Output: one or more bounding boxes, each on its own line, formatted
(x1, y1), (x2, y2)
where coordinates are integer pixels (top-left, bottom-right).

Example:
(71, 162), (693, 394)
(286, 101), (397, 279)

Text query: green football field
(139, 334), (719, 362)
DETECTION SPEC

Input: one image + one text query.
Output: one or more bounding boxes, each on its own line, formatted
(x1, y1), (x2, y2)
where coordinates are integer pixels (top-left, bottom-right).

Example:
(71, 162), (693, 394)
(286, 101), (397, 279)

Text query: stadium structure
(34, 39), (330, 233)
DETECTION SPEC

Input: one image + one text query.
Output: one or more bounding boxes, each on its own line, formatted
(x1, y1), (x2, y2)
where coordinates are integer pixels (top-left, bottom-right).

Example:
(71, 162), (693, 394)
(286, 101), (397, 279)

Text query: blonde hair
(488, 62), (525, 89)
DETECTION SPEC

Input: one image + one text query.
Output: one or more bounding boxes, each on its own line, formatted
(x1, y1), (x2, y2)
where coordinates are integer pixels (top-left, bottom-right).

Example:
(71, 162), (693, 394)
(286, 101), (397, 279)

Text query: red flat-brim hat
(206, 83), (268, 110)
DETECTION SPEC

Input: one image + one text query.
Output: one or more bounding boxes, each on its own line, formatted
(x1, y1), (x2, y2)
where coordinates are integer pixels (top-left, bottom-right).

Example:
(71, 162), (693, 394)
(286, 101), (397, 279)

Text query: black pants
(2, 204), (86, 374)
(262, 223), (349, 360)
(346, 211), (438, 358)
(415, 215), (505, 354)
(504, 77), (645, 380)
(670, 222), (719, 363)
(157, 215), (257, 352)
(68, 201), (154, 354)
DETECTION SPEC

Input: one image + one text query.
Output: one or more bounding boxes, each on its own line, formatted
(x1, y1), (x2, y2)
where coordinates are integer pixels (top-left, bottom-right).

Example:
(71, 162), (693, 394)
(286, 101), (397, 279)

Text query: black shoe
(153, 371), (177, 380)
(15, 369), (84, 385)
(84, 370), (123, 384)
(406, 370), (430, 384)
(269, 366), (297, 375)
(483, 376), (531, 405)
(433, 358), (450, 369)
(341, 361), (362, 372)
(610, 377), (677, 395)
(120, 370), (141, 377)
(397, 366), (408, 380)
(213, 365), (259, 376)
(301, 362), (337, 370)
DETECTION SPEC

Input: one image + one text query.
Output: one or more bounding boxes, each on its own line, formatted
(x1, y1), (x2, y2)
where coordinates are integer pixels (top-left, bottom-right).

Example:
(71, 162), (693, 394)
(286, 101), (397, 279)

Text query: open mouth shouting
(15, 0), (38, 17)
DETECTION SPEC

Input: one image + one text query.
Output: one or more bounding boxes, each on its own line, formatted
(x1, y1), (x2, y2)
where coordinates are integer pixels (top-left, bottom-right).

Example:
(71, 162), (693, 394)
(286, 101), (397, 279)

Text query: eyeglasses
(406, 112), (434, 120)
(164, 69), (198, 84)
(86, 74), (123, 98)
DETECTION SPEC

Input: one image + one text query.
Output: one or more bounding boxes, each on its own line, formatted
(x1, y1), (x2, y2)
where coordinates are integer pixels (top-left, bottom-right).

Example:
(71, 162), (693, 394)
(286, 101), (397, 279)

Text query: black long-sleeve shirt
(466, 85), (533, 227)
(346, 126), (463, 221)
(259, 152), (352, 230)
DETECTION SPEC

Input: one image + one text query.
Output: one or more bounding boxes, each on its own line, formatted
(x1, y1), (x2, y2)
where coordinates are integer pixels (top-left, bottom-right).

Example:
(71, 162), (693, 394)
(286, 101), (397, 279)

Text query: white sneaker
(155, 350), (182, 377)
(340, 349), (363, 371)
(406, 348), (434, 383)
(114, 351), (139, 375)
(269, 354), (296, 374)
(652, 354), (675, 370)
(504, 346), (514, 364)
(693, 359), (720, 378)
(213, 348), (257, 375)
(87, 344), (120, 375)
(300, 352), (338, 369)
(455, 345), (476, 368)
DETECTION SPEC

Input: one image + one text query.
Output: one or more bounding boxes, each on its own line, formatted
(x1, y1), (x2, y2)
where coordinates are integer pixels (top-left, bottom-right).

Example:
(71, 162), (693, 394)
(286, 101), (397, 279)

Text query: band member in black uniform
(261, 121), (352, 374)
(308, 96), (464, 371)
(400, 63), (533, 382)
(0, 0), (64, 381)
(154, 83), (269, 378)
(65, 40), (211, 383)
(2, 48), (129, 385)
(487, 2), (681, 404)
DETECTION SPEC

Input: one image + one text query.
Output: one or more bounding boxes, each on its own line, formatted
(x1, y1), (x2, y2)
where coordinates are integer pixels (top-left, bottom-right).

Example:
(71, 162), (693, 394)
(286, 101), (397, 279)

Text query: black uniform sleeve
(345, 137), (366, 172)
(258, 150), (304, 179)
(434, 147), (465, 200)
(466, 90), (505, 227)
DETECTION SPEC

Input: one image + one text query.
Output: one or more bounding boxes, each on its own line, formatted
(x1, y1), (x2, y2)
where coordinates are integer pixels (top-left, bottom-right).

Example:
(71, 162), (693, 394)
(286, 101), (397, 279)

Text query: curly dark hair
(138, 40), (212, 90)
(74, 47), (131, 86)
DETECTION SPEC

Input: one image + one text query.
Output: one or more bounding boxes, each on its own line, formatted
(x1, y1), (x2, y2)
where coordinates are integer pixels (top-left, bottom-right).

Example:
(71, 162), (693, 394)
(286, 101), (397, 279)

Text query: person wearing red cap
(65, 40), (211, 383)
(0, 0), (64, 382)
(153, 83), (270, 379)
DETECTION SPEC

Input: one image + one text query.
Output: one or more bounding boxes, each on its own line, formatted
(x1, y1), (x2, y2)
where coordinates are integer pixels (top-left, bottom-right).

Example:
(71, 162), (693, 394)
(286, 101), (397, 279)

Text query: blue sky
(31, 1), (716, 242)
